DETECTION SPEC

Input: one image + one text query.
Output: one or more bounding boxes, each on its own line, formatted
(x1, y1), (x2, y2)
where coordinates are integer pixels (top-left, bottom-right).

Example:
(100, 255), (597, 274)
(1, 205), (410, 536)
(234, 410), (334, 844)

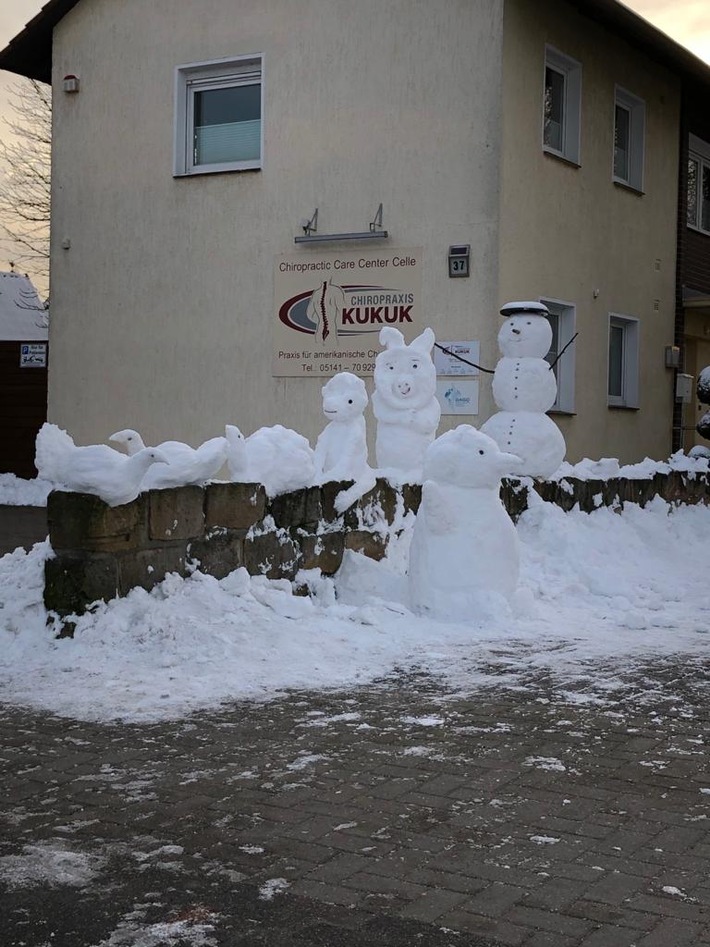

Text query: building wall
(49, 0), (504, 449)
(499, 0), (681, 463)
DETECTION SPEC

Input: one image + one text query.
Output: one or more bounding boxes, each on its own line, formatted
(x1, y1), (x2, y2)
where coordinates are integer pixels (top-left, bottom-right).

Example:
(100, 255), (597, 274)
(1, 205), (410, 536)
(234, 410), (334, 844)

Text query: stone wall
(44, 471), (709, 618)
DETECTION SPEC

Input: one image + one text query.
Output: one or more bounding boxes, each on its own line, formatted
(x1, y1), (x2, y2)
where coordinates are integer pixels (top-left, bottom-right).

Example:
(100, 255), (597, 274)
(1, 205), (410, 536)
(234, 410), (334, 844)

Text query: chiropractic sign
(274, 248), (423, 377)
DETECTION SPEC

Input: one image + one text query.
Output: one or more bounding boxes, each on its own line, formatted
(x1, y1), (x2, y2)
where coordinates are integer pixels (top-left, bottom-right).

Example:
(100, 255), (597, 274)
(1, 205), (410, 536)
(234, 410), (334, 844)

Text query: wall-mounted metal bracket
(301, 208), (318, 236)
(294, 204), (388, 244)
(369, 203), (384, 233)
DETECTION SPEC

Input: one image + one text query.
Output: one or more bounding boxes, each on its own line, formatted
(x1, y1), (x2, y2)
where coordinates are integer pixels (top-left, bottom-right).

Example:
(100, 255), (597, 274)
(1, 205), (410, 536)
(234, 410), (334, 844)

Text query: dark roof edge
(0, 0), (709, 88)
(565, 0), (710, 89)
(0, 0), (81, 84)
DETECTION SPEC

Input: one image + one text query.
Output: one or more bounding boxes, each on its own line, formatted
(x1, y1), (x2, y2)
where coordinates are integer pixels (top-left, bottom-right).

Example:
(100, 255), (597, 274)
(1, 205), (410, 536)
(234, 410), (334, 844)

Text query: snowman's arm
(421, 480), (457, 534)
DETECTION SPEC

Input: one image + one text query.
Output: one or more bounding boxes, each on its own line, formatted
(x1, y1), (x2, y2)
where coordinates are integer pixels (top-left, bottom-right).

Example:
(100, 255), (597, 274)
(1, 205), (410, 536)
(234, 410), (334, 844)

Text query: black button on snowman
(480, 301), (566, 478)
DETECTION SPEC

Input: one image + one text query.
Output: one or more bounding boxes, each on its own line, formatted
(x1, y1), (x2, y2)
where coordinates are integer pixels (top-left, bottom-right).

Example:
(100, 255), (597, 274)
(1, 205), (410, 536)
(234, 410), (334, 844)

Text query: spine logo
(280, 284), (415, 339)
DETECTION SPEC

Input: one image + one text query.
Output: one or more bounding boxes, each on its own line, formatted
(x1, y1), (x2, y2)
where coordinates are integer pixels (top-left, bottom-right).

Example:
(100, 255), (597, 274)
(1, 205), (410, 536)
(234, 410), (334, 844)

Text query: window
(613, 87), (645, 191)
(608, 314), (639, 408)
(688, 134), (710, 235)
(541, 298), (576, 413)
(543, 47), (581, 164)
(174, 55), (262, 176)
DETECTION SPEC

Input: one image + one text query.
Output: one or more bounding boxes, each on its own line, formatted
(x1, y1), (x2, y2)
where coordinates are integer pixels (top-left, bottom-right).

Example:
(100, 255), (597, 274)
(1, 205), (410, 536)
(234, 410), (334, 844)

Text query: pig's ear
(410, 327), (435, 354)
(379, 327), (405, 349)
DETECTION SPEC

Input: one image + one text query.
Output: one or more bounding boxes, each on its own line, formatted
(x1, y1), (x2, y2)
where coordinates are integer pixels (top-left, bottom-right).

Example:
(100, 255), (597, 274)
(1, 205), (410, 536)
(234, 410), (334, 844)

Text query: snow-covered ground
(1, 491), (708, 724)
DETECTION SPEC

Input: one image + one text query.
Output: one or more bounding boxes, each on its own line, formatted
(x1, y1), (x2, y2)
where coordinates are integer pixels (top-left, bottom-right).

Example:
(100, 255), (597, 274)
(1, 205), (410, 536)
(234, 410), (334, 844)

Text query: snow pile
(552, 449), (710, 481)
(0, 473), (52, 506)
(1, 495), (709, 723)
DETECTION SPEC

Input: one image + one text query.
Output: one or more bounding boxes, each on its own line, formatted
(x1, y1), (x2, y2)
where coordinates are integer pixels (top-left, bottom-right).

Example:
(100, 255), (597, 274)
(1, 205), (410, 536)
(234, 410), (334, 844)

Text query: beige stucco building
(2, 0), (709, 465)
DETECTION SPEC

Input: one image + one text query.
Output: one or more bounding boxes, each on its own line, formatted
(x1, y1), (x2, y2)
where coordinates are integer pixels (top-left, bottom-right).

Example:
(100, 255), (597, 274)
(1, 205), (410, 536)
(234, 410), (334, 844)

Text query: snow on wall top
(0, 272), (48, 341)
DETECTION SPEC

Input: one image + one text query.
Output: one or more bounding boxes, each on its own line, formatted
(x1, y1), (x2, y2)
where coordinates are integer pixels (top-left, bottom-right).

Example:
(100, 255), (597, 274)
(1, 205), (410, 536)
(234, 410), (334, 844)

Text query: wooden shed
(0, 272), (48, 478)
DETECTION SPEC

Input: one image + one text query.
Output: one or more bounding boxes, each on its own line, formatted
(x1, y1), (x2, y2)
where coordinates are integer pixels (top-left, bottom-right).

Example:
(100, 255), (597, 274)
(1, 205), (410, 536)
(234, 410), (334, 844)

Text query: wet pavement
(1, 659), (710, 947)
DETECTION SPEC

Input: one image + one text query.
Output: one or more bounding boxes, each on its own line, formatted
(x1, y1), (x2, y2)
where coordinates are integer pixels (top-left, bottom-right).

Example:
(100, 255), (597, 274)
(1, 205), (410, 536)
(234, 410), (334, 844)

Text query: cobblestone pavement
(1, 659), (709, 947)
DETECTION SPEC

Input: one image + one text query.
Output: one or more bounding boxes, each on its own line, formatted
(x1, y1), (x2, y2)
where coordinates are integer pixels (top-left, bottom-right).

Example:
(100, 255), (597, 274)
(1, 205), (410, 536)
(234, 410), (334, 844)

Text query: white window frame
(607, 313), (639, 408)
(542, 46), (582, 165)
(174, 54), (263, 177)
(541, 297), (576, 413)
(688, 134), (710, 235)
(613, 86), (645, 192)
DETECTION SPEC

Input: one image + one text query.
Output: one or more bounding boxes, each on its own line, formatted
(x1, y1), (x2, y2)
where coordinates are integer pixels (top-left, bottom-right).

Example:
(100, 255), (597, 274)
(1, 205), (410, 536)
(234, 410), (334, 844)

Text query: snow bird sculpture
(35, 422), (169, 507)
(408, 425), (522, 619)
(109, 428), (227, 490)
(224, 424), (315, 497)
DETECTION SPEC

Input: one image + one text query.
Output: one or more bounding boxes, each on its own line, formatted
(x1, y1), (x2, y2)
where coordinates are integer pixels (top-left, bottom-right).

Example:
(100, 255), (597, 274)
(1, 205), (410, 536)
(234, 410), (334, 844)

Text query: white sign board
(273, 248), (423, 377)
(19, 343), (47, 368)
(437, 378), (479, 416)
(434, 340), (480, 376)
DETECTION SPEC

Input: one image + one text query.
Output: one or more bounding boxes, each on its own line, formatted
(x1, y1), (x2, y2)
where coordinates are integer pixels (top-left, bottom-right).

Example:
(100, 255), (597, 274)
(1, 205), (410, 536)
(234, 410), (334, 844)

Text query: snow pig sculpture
(372, 326), (440, 477)
(408, 425), (522, 620)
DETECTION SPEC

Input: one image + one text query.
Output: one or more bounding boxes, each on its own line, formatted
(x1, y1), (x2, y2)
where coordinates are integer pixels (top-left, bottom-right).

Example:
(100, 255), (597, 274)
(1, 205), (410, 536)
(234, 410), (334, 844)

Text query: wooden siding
(0, 341), (48, 478)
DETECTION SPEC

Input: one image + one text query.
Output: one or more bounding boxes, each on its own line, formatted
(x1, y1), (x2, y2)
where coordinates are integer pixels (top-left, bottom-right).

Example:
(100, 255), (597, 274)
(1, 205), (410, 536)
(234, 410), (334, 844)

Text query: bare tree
(0, 78), (51, 291)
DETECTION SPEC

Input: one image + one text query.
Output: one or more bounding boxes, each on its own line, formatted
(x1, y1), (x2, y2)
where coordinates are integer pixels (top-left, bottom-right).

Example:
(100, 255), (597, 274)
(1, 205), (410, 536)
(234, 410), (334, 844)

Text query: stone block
(117, 545), (189, 594)
(269, 486), (322, 530)
(320, 481), (355, 522)
(188, 530), (246, 580)
(299, 532), (345, 574)
(620, 478), (656, 508)
(601, 477), (622, 508)
(401, 482), (422, 515)
(681, 472), (710, 505)
(576, 479), (605, 513)
(244, 529), (300, 580)
(148, 486), (205, 541)
(351, 479), (400, 529)
(500, 479), (529, 521)
(44, 553), (119, 616)
(344, 530), (388, 561)
(535, 478), (578, 511)
(204, 482), (265, 530)
(48, 491), (147, 553)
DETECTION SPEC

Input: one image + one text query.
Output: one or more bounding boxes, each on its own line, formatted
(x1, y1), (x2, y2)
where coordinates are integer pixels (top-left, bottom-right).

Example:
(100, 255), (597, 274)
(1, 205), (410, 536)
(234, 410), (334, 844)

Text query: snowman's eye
(527, 321), (531, 325)
(479, 449), (485, 455)
(412, 362), (419, 369)
(348, 399), (353, 404)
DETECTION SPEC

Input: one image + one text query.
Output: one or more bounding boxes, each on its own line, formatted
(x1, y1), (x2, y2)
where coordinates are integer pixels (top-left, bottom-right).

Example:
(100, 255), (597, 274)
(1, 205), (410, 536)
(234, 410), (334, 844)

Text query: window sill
(607, 402), (640, 411)
(542, 147), (581, 169)
(174, 164), (262, 178)
(613, 179), (644, 197)
(687, 223), (710, 238)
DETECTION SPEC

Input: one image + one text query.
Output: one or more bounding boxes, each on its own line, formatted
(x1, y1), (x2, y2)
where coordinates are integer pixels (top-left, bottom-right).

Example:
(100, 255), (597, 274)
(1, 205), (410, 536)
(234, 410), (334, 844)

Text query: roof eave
(0, 0), (82, 84)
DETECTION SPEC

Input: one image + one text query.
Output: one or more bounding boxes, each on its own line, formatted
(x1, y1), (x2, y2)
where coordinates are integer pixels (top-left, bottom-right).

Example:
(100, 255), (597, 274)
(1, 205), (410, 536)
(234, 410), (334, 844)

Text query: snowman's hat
(500, 300), (550, 318)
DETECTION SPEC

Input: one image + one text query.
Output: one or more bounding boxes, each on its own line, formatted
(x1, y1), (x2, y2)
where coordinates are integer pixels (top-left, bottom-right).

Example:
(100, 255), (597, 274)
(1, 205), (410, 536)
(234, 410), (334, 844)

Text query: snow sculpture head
(109, 429), (143, 454)
(423, 425), (522, 489)
(374, 327), (437, 410)
(321, 372), (368, 421)
(497, 301), (552, 359)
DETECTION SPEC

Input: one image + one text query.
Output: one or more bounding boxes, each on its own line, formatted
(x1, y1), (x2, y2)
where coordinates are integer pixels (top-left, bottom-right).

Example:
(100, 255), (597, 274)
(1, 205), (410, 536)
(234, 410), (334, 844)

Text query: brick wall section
(44, 472), (710, 618)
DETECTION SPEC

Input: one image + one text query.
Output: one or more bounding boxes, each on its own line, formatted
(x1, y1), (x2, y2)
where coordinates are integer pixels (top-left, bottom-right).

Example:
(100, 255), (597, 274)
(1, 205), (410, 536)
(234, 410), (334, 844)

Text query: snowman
(480, 301), (566, 478)
(408, 425), (522, 620)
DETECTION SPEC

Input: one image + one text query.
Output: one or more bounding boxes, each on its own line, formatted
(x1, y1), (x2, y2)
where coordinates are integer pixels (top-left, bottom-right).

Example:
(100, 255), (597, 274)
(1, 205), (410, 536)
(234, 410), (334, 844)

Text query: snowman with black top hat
(480, 301), (566, 478)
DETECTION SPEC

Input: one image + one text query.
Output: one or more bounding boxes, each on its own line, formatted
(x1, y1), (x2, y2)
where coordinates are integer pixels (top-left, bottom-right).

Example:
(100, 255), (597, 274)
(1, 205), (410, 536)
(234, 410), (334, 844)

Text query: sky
(0, 0), (708, 283)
